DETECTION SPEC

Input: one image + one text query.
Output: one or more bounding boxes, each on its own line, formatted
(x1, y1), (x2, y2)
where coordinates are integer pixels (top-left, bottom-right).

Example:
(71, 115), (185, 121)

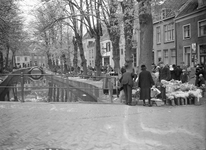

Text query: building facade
(82, 32), (95, 68)
(15, 55), (31, 68)
(101, 36), (113, 67)
(30, 53), (47, 67)
(175, 0), (206, 67)
(152, 0), (189, 66)
(153, 17), (176, 65)
(87, 41), (96, 67)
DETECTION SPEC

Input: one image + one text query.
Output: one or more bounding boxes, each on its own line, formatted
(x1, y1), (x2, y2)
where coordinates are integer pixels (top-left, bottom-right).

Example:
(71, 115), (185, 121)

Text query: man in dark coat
(138, 65), (155, 106)
(121, 69), (134, 105)
(175, 66), (182, 80)
(180, 69), (188, 83)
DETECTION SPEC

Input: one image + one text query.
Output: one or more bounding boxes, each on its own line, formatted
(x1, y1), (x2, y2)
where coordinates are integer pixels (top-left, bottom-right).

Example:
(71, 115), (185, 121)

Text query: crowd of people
(117, 62), (206, 107)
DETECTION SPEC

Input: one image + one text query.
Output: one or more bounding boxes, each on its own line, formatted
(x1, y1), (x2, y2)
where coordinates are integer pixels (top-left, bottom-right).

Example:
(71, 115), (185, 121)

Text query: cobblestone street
(0, 102), (205, 150)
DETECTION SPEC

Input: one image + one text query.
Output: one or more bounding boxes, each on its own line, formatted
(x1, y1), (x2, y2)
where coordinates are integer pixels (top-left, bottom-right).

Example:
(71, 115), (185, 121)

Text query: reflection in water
(10, 76), (48, 102)
(7, 74), (97, 102)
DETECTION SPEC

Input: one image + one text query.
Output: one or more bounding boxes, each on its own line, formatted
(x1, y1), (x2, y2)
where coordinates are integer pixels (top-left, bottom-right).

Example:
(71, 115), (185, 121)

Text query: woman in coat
(138, 65), (155, 106)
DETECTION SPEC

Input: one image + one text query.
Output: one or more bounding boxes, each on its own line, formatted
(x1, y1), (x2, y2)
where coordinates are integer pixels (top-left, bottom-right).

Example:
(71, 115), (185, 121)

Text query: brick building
(153, 0), (188, 66)
(175, 0), (206, 67)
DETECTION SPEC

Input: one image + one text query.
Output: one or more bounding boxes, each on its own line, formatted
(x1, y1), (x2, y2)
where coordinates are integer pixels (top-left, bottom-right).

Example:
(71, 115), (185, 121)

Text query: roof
(82, 32), (92, 40)
(100, 30), (110, 42)
(87, 41), (95, 48)
(176, 0), (206, 18)
(153, 0), (189, 22)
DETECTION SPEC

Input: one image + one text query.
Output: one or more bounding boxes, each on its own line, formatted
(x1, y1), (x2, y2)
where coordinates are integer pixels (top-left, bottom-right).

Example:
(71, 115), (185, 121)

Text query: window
(164, 23), (174, 42)
(198, 19), (206, 36)
(199, 44), (206, 54)
(170, 49), (176, 65)
(184, 47), (191, 66)
(156, 26), (161, 44)
(183, 24), (191, 39)
(17, 57), (20, 62)
(157, 50), (162, 62)
(163, 49), (169, 64)
(89, 50), (91, 59)
(161, 9), (167, 19)
(106, 42), (110, 52)
(92, 49), (93, 58)
(25, 57), (27, 61)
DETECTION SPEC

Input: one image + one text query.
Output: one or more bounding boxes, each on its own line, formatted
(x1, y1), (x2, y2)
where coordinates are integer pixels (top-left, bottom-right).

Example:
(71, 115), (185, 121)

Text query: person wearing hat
(138, 64), (155, 106)
(180, 69), (189, 83)
(197, 74), (205, 87)
(120, 67), (134, 106)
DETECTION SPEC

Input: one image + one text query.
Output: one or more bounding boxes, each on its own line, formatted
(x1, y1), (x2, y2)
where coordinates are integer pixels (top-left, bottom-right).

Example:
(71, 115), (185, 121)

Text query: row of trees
(33, 0), (156, 76)
(0, 0), (30, 72)
(0, 0), (165, 75)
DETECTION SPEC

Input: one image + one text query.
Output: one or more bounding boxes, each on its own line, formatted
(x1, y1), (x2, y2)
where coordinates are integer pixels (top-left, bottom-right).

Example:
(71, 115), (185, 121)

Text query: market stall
(161, 80), (203, 105)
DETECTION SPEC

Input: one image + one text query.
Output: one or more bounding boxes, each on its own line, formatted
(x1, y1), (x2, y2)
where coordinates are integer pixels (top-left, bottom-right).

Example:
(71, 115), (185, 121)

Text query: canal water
(6, 74), (97, 102)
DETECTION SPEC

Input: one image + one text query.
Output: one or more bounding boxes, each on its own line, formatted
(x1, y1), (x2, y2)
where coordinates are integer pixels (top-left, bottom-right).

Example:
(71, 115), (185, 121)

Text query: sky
(17, 0), (42, 29)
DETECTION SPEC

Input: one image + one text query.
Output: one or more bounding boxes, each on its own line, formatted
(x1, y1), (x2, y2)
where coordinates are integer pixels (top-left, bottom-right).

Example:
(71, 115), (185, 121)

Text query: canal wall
(0, 68), (31, 101)
(51, 76), (100, 102)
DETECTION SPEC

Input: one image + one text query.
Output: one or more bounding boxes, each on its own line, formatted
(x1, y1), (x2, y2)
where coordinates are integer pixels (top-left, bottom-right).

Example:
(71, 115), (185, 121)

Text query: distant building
(30, 53), (47, 67)
(82, 32), (95, 68)
(15, 55), (31, 68)
(175, 0), (206, 67)
(87, 41), (96, 67)
(100, 31), (113, 67)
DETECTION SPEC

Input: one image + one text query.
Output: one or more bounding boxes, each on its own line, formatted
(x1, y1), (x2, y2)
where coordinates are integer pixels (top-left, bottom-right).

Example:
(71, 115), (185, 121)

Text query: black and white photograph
(0, 0), (206, 149)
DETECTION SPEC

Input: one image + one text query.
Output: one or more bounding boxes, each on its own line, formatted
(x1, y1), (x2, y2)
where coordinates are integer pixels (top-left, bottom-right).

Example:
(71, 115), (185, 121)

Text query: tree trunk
(139, 0), (153, 72)
(122, 0), (134, 72)
(72, 37), (78, 74)
(0, 51), (3, 73)
(95, 35), (102, 77)
(76, 35), (87, 76)
(11, 51), (15, 71)
(111, 37), (120, 72)
(5, 43), (10, 69)
(107, 0), (120, 73)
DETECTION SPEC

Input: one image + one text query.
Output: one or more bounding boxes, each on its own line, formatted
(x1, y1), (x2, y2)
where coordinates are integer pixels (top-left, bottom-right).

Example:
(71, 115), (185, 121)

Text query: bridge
(0, 67), (103, 103)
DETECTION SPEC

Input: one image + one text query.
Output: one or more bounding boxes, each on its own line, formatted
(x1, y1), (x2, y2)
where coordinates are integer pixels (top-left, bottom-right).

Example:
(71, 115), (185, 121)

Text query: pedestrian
(151, 63), (156, 73)
(197, 74), (205, 87)
(180, 69), (189, 83)
(118, 67), (126, 103)
(175, 66), (182, 80)
(138, 64), (155, 107)
(158, 61), (171, 104)
(170, 64), (176, 80)
(120, 67), (134, 106)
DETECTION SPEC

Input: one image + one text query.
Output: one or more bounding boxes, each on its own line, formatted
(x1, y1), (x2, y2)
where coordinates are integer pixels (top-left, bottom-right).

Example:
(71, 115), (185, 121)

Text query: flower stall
(161, 80), (202, 105)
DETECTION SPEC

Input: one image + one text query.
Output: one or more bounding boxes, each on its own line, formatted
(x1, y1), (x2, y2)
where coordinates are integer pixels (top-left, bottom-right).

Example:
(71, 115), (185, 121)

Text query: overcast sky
(18, 0), (42, 29)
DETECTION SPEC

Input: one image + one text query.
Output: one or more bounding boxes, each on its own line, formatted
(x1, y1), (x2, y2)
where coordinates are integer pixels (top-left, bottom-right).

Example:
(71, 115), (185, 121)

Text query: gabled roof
(162, 0), (189, 10)
(153, 0), (189, 22)
(82, 32), (92, 40)
(100, 30), (109, 42)
(87, 41), (95, 48)
(176, 0), (206, 18)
